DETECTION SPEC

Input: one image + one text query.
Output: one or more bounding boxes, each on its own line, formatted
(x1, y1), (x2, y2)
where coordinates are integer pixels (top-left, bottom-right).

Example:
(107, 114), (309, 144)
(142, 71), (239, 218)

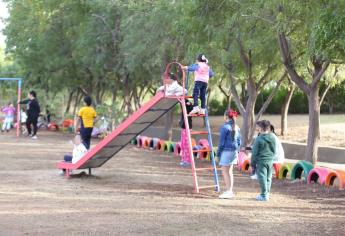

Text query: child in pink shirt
(1, 103), (16, 132)
(183, 54), (214, 115)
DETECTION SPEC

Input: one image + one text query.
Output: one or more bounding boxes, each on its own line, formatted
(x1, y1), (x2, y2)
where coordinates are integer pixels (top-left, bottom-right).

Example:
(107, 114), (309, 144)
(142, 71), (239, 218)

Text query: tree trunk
(306, 86), (320, 165)
(73, 91), (82, 118)
(280, 83), (295, 136)
(227, 93), (233, 109)
(65, 89), (75, 114)
(242, 95), (256, 147)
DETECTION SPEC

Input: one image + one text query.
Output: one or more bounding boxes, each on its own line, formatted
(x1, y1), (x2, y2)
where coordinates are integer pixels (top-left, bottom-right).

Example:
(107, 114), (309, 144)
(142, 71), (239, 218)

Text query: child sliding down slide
(61, 135), (88, 175)
(183, 54), (214, 115)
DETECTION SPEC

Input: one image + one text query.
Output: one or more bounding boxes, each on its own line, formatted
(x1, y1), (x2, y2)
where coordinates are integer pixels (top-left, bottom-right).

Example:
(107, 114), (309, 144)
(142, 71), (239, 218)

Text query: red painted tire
(325, 169), (345, 190)
(273, 163), (281, 178)
(307, 167), (332, 185)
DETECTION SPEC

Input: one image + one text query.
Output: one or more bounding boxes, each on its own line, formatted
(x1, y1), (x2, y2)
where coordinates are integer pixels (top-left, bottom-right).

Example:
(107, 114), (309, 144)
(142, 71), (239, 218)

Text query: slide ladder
(175, 65), (220, 193)
(180, 100), (220, 193)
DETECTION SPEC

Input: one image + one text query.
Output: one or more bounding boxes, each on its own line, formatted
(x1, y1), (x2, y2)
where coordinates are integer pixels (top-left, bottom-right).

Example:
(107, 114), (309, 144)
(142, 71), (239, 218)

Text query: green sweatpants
(257, 161), (273, 198)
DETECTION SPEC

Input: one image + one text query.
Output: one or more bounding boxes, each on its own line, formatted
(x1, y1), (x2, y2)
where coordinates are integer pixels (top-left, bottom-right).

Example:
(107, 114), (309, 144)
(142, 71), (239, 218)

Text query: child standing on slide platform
(251, 120), (276, 201)
(183, 54), (214, 115)
(76, 96), (97, 150)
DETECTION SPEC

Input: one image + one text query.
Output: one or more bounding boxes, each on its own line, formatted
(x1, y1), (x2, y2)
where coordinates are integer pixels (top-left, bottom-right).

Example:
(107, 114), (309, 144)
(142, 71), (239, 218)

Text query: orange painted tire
(190, 138), (197, 148)
(237, 151), (248, 171)
(307, 167), (333, 185)
(325, 170), (345, 190)
(143, 137), (151, 149)
(241, 158), (251, 172)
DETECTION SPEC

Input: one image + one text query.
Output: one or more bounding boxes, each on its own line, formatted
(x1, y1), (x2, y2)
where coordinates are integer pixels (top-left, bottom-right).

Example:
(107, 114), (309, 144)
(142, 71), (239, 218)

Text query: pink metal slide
(57, 92), (178, 176)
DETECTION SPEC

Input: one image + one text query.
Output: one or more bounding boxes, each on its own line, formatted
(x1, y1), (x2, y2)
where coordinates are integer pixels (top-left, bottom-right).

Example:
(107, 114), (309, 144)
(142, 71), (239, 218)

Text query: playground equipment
(273, 163), (281, 178)
(57, 62), (220, 193)
(290, 160), (313, 181)
(174, 142), (182, 156)
(237, 151), (248, 171)
(325, 169), (345, 190)
(307, 167), (333, 185)
(0, 78), (22, 137)
(278, 163), (294, 179)
(149, 137), (160, 149)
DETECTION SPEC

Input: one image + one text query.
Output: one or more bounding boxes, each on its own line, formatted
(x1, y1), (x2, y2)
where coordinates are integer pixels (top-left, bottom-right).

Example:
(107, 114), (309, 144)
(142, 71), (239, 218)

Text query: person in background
(20, 109), (28, 135)
(251, 120), (276, 201)
(182, 53), (214, 115)
(19, 91), (40, 139)
(270, 124), (285, 164)
(217, 109), (241, 199)
(179, 99), (193, 167)
(76, 95), (97, 150)
(1, 102), (16, 132)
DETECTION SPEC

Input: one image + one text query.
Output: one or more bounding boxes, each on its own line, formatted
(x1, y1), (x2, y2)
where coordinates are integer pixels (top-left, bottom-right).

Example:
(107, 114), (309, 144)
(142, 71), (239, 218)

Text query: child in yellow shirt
(76, 96), (97, 149)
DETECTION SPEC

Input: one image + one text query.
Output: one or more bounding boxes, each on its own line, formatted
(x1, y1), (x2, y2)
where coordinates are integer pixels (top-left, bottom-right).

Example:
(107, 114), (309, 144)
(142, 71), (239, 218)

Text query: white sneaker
(250, 174), (258, 180)
(219, 191), (235, 199)
(199, 109), (206, 115)
(31, 135), (38, 140)
(189, 106), (200, 115)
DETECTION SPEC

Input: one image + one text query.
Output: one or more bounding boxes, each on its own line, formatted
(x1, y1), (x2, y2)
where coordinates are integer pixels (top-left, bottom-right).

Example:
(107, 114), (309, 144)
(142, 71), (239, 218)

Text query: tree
(184, 0), (287, 146)
(275, 2), (345, 163)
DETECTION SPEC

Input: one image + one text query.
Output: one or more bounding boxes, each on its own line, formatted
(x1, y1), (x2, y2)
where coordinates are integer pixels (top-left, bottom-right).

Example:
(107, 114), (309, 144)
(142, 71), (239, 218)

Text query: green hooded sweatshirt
(251, 133), (276, 166)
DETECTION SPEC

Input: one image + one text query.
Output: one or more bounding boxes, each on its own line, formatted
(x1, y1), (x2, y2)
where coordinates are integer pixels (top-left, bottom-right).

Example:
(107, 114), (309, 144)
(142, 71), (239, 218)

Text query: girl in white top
(270, 125), (285, 164)
(63, 135), (88, 164)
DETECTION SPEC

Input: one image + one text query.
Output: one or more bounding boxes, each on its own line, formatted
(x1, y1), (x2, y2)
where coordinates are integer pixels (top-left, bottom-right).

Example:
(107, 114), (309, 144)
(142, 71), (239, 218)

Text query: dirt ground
(1, 131), (345, 236)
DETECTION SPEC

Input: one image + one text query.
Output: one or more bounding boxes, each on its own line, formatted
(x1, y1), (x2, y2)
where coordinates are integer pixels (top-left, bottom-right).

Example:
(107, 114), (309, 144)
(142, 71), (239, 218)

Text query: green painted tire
(291, 160), (314, 181)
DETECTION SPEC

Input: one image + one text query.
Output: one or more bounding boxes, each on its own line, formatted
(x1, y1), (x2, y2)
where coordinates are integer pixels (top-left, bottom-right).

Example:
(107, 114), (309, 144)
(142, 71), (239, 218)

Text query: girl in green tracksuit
(251, 120), (276, 201)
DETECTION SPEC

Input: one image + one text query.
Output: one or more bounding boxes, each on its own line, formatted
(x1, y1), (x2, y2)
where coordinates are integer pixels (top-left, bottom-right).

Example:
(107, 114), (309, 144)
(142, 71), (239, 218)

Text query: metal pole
(16, 80), (22, 138)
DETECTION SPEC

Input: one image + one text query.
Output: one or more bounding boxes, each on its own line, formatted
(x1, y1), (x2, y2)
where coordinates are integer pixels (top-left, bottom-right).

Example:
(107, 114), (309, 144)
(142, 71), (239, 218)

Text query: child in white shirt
(63, 135), (88, 164)
(157, 73), (187, 96)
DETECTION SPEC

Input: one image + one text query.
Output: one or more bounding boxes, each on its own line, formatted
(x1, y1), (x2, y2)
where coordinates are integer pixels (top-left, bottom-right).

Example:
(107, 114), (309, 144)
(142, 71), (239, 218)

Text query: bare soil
(1, 131), (345, 235)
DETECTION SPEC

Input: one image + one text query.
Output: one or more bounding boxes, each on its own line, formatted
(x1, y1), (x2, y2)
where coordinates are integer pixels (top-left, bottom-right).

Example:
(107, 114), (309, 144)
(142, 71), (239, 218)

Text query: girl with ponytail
(182, 53), (214, 115)
(217, 109), (241, 199)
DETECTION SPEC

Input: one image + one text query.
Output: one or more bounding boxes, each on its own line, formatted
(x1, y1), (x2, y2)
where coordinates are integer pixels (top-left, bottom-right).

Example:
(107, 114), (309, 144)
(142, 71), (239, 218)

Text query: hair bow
(228, 109), (238, 118)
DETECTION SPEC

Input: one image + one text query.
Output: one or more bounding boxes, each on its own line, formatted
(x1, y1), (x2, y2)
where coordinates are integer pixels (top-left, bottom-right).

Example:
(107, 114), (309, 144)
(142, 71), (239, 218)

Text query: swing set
(0, 78), (22, 137)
